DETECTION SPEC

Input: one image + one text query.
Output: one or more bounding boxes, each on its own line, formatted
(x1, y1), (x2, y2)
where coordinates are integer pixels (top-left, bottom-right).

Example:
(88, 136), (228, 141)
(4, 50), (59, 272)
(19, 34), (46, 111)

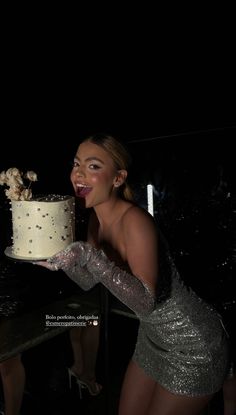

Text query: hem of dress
(131, 356), (222, 397)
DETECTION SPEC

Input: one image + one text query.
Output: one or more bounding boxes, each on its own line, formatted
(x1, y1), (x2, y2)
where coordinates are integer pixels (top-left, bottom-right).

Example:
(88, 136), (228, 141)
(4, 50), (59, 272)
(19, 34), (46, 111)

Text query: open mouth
(75, 184), (92, 198)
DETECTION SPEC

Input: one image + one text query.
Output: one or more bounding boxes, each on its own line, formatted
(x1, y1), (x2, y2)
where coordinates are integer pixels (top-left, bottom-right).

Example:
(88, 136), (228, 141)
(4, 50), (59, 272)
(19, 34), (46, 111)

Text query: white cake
(10, 195), (75, 259)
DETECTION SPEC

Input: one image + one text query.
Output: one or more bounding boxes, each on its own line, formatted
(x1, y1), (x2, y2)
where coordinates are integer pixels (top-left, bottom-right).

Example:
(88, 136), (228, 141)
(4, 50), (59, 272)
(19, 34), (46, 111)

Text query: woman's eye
(89, 164), (100, 170)
(72, 161), (79, 168)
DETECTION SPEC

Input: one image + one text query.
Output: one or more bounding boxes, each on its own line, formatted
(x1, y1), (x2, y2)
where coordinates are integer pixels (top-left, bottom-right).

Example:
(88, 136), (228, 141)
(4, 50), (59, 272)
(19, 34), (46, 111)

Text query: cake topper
(0, 167), (38, 201)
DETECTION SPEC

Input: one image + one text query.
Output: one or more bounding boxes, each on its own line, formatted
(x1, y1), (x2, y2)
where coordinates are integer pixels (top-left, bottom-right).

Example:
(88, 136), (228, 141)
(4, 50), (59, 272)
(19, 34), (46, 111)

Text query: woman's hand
(31, 242), (80, 271)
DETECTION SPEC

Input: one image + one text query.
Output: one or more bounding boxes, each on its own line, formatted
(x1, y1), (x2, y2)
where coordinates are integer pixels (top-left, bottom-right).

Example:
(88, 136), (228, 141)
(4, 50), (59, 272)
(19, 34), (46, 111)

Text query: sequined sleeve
(47, 244), (97, 291)
(49, 241), (156, 317)
(65, 262), (97, 291)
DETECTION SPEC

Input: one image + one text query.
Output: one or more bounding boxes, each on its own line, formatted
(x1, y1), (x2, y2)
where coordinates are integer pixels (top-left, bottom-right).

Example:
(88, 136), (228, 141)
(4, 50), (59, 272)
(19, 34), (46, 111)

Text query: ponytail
(120, 182), (134, 202)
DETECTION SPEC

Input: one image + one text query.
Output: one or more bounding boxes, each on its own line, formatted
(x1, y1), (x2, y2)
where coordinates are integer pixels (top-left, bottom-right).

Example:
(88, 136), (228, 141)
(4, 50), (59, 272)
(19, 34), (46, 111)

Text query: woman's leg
(223, 375), (236, 415)
(148, 381), (213, 415)
(69, 325), (102, 394)
(119, 359), (213, 415)
(69, 327), (83, 375)
(118, 360), (156, 415)
(0, 355), (25, 415)
(70, 325), (100, 378)
(81, 324), (100, 381)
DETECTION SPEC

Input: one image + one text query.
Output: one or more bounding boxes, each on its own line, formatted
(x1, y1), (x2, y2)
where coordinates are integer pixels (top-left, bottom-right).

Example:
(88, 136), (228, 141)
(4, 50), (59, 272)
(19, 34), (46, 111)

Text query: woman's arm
(62, 210), (99, 291)
(45, 208), (157, 317)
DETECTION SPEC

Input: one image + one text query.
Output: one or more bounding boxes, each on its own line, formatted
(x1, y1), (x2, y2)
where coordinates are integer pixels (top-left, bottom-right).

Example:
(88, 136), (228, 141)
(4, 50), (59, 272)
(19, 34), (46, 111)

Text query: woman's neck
(94, 197), (125, 229)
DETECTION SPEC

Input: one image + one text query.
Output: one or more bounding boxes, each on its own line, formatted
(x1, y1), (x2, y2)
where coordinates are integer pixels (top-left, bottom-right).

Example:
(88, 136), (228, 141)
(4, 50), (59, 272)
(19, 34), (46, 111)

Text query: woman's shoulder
(122, 204), (156, 231)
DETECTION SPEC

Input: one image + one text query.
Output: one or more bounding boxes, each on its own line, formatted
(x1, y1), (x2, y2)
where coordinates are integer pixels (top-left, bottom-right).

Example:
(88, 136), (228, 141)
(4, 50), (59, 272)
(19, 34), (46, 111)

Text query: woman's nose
(76, 166), (85, 177)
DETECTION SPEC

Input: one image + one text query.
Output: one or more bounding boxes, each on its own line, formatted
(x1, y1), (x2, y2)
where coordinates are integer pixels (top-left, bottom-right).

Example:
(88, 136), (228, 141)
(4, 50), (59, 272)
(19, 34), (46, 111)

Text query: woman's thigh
(118, 358), (213, 415)
(148, 381), (213, 415)
(118, 360), (156, 415)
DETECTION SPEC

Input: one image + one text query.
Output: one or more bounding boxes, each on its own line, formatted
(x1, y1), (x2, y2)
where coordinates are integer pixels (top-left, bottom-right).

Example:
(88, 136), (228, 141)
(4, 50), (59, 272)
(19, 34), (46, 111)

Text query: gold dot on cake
(10, 195), (75, 258)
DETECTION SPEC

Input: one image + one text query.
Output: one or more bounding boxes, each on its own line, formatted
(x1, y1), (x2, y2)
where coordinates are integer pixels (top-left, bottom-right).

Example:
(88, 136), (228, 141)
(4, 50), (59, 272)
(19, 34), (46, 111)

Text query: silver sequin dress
(50, 240), (229, 397)
(132, 268), (229, 396)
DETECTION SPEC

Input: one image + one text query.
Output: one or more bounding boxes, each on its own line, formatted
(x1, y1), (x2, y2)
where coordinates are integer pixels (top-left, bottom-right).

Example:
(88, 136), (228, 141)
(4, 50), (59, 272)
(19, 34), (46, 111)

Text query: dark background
(1, 123), (235, 308)
(0, 14), (235, 413)
(1, 121), (235, 415)
(1, 39), (235, 315)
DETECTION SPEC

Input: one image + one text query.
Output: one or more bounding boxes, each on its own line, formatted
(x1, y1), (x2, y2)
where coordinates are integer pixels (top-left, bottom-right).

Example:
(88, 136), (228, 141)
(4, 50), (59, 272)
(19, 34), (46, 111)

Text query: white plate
(4, 246), (49, 262)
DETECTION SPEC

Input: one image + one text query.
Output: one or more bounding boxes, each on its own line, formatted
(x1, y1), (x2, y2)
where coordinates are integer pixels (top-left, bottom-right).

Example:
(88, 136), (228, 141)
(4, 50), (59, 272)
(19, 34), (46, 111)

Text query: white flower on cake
(0, 167), (38, 201)
(1, 167), (75, 260)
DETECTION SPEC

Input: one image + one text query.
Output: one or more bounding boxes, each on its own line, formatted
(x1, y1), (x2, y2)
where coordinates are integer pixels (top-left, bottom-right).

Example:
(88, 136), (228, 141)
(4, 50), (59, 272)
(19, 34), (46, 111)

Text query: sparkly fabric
(48, 240), (229, 396)
(133, 272), (229, 396)
(47, 241), (155, 316)
(47, 244), (97, 291)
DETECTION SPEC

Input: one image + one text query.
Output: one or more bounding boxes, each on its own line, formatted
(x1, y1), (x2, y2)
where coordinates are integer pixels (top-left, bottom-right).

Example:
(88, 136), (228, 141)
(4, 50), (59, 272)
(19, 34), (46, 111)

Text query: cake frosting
(10, 195), (75, 259)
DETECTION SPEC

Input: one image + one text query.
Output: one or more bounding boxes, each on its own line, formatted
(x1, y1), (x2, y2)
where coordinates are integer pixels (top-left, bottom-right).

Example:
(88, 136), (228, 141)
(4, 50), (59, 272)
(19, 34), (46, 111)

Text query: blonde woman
(37, 134), (229, 415)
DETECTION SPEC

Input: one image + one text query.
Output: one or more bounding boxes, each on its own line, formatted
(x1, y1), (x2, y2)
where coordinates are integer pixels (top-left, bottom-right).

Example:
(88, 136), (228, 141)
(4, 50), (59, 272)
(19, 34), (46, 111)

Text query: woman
(38, 134), (229, 415)
(68, 325), (102, 396)
(0, 355), (25, 415)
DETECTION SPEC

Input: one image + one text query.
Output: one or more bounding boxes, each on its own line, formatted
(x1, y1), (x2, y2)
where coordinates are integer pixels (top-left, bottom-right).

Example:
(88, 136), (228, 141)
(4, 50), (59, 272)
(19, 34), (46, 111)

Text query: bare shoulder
(122, 205), (158, 287)
(122, 205), (157, 234)
(123, 204), (156, 226)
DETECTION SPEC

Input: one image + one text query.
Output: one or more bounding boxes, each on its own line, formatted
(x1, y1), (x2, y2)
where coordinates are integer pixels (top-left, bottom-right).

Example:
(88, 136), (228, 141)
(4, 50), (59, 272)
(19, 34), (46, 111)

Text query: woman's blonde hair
(82, 133), (134, 201)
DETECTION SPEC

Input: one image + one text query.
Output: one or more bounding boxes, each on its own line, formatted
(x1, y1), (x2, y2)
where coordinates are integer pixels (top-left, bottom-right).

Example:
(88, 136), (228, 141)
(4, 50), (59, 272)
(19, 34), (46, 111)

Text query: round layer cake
(10, 195), (75, 259)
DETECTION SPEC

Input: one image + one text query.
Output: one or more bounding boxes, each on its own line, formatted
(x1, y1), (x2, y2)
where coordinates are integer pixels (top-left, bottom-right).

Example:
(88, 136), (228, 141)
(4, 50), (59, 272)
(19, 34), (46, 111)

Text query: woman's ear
(114, 170), (127, 187)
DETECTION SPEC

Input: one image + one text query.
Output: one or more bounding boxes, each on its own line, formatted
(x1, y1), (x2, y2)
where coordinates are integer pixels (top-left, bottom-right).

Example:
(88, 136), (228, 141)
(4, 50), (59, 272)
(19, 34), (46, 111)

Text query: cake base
(4, 246), (49, 262)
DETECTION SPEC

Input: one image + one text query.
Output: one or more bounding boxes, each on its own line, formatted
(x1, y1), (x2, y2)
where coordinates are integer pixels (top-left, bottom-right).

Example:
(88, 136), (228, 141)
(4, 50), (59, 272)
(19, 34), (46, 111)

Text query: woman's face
(70, 141), (120, 208)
